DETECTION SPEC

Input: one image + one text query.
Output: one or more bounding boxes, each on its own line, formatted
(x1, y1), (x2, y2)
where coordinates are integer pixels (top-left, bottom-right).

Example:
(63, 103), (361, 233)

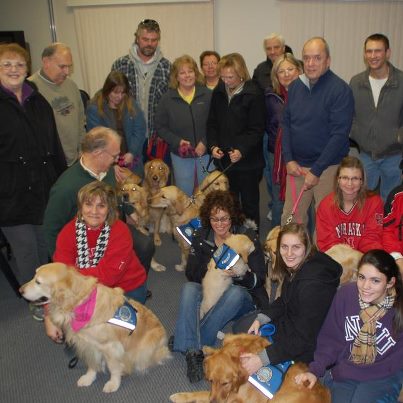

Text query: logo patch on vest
(107, 301), (137, 333)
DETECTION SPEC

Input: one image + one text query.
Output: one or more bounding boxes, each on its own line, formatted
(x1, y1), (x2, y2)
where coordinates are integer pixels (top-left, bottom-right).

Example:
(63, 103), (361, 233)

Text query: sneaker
(29, 303), (44, 321)
(185, 349), (204, 383)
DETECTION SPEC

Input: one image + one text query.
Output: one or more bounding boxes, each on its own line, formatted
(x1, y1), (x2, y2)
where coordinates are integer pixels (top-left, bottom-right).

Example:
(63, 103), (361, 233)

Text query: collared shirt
(80, 156), (107, 181)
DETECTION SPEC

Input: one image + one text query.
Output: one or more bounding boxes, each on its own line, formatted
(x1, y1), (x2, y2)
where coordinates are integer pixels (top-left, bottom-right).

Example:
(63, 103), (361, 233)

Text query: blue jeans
(125, 282), (147, 304)
(323, 369), (403, 403)
(173, 282), (255, 352)
(170, 153), (211, 196)
(359, 152), (401, 202)
(263, 133), (273, 211)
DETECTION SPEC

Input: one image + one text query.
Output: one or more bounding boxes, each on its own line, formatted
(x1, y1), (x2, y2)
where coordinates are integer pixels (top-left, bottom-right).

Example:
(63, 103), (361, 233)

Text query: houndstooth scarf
(75, 219), (110, 269)
(350, 287), (396, 365)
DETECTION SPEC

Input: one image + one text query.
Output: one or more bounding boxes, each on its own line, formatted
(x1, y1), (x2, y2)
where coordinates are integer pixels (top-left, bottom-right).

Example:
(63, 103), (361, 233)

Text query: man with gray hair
(112, 19), (170, 141)
(253, 33), (286, 91)
(29, 43), (86, 166)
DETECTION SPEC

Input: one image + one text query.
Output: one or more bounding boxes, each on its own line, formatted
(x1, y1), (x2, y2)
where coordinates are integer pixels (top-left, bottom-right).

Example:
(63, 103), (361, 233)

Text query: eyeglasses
(277, 67), (297, 76)
(0, 61), (27, 70)
(139, 19), (160, 31)
(210, 216), (231, 223)
(338, 176), (362, 183)
(103, 149), (120, 161)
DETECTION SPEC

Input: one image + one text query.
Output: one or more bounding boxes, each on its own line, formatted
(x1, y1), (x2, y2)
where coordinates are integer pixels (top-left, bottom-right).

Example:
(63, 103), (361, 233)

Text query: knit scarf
(350, 287), (396, 364)
(75, 219), (110, 269)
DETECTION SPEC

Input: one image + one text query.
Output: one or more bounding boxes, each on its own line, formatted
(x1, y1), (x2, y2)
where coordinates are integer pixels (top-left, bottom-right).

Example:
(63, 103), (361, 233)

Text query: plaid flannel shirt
(112, 55), (171, 137)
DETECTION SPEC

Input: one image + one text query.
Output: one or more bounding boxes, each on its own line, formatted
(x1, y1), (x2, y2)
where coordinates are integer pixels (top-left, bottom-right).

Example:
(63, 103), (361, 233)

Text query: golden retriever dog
(264, 226), (362, 300)
(150, 185), (203, 272)
(196, 170), (229, 198)
(143, 159), (171, 247)
(20, 263), (170, 393)
(325, 244), (362, 284)
(119, 180), (149, 236)
(200, 234), (255, 318)
(170, 333), (330, 403)
(263, 226), (281, 301)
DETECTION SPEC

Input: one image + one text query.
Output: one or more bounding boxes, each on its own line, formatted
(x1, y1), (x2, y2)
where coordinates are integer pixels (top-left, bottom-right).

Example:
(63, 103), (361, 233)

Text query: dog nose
(152, 175), (158, 181)
(122, 193), (129, 202)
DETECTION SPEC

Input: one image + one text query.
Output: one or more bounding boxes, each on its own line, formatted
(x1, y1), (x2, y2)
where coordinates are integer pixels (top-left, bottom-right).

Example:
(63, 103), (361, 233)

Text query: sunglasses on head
(139, 19), (160, 31)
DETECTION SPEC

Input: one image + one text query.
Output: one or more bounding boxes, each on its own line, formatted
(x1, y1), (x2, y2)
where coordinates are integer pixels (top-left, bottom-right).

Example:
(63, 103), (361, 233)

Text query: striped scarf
(350, 287), (396, 364)
(75, 219), (110, 269)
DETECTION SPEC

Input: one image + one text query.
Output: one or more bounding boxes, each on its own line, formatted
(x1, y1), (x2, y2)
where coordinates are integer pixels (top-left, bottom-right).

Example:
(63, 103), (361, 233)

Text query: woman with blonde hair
(316, 155), (383, 253)
(86, 71), (146, 176)
(45, 181), (147, 343)
(156, 54), (212, 196)
(207, 53), (266, 228)
(265, 53), (303, 226)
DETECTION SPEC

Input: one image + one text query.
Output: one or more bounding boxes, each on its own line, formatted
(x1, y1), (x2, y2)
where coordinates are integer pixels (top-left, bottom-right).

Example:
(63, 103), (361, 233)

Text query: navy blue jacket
(282, 70), (354, 177)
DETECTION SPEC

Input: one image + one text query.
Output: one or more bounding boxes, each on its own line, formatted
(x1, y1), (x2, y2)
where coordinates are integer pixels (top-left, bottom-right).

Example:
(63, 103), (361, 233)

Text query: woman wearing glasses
(316, 156), (383, 253)
(0, 43), (66, 289)
(199, 50), (220, 89)
(170, 190), (266, 383)
(265, 53), (302, 226)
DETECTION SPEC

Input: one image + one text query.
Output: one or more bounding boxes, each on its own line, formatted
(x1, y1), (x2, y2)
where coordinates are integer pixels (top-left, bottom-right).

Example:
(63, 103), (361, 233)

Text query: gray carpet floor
(0, 183), (271, 403)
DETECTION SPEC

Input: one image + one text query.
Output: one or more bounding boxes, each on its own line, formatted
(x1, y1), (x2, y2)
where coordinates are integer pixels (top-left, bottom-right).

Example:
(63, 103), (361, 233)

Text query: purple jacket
(309, 282), (403, 382)
(264, 88), (284, 154)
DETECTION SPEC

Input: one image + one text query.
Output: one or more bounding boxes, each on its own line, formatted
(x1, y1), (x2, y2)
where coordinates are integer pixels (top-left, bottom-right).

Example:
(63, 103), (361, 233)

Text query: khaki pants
(281, 164), (338, 226)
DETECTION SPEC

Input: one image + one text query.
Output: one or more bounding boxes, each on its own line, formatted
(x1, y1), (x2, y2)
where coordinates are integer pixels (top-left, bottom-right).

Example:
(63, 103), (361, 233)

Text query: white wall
(0, 0), (281, 90)
(214, 0), (281, 77)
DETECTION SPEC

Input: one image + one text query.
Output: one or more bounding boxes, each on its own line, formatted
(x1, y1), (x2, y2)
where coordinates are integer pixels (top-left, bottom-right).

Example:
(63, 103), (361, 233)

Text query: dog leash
(285, 176), (305, 225)
(197, 162), (235, 194)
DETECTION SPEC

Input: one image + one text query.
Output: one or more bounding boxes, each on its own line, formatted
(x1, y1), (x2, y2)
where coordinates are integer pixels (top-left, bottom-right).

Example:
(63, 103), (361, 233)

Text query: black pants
(227, 168), (263, 229)
(127, 224), (154, 275)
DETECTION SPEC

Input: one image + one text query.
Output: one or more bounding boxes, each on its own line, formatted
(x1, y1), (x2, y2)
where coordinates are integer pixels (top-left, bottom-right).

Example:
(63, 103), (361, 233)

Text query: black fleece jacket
(264, 252), (342, 364)
(206, 80), (265, 172)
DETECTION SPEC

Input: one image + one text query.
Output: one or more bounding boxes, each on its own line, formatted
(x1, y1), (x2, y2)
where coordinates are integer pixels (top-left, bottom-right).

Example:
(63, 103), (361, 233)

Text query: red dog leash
(285, 175), (305, 224)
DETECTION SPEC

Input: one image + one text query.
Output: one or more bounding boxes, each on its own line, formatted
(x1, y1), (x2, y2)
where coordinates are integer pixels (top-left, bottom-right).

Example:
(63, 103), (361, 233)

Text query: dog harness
(176, 217), (202, 245)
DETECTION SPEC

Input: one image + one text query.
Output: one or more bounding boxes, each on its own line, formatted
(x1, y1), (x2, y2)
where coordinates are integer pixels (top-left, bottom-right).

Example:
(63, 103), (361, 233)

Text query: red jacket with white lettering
(316, 192), (383, 253)
(383, 185), (403, 255)
(53, 218), (146, 292)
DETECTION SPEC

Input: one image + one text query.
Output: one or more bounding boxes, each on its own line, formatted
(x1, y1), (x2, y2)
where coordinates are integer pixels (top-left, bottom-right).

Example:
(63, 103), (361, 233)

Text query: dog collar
(71, 288), (97, 332)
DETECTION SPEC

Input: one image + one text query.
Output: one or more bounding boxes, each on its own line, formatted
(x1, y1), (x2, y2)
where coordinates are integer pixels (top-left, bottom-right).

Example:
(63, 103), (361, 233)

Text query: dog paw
(77, 371), (96, 387)
(175, 264), (185, 272)
(103, 379), (120, 393)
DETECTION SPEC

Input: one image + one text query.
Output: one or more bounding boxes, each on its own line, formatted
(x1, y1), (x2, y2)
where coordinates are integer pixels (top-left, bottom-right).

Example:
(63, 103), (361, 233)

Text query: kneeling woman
(235, 223), (342, 371)
(296, 250), (403, 402)
(172, 190), (266, 383)
(45, 181), (147, 342)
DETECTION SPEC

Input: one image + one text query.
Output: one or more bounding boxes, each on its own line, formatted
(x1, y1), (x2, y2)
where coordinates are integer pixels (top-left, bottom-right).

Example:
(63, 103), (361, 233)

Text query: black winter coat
(0, 81), (66, 226)
(206, 80), (265, 172)
(264, 252), (342, 364)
